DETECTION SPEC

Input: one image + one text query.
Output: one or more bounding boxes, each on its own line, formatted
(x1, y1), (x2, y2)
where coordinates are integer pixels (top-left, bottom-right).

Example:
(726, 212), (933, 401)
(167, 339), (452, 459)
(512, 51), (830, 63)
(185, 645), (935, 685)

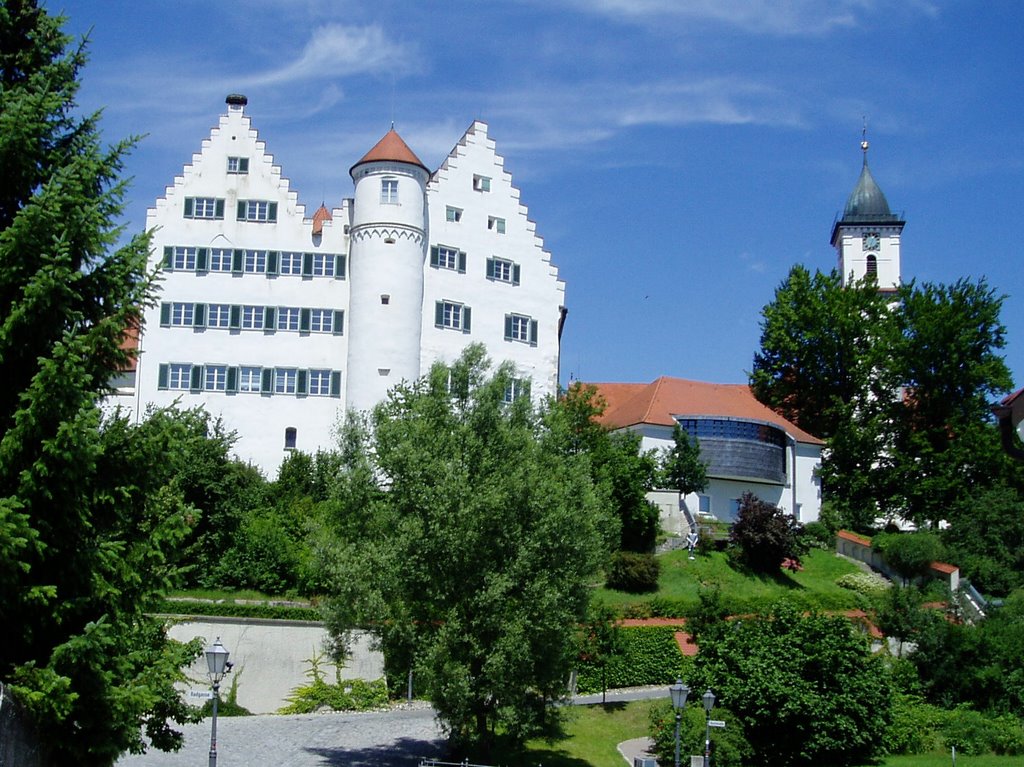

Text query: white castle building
(130, 95), (565, 474)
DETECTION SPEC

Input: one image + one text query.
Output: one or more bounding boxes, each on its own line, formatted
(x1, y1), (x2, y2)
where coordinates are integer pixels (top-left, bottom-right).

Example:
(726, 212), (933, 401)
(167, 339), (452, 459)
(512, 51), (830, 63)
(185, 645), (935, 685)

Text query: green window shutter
(215, 198), (225, 219)
(196, 247), (208, 271)
(239, 158), (249, 173)
(163, 246), (173, 269)
(504, 314), (513, 341)
(302, 252), (313, 277)
(232, 249), (243, 274)
(435, 302), (444, 328)
(157, 363), (169, 390)
(462, 306), (472, 333)
(160, 303), (171, 327)
(297, 369), (308, 395)
(229, 304), (241, 329)
(486, 258), (495, 279)
(458, 250), (467, 274)
(189, 365), (202, 392)
(530, 319), (539, 347)
(226, 366), (238, 393)
(513, 264), (521, 286)
(261, 368), (273, 394)
(264, 306), (277, 331)
(300, 308), (311, 332)
(330, 371), (342, 397)
(522, 379), (532, 399)
(183, 198), (194, 217)
(430, 246), (439, 268)
(268, 202), (278, 222)
(237, 200), (247, 220)
(193, 303), (206, 328)
(266, 250), (279, 275)
(335, 254), (346, 279)
(333, 310), (345, 335)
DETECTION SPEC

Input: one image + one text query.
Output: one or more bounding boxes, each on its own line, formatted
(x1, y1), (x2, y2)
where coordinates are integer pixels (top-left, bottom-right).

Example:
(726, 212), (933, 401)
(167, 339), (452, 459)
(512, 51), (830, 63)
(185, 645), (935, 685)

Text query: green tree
(943, 482), (1024, 596)
(693, 602), (893, 767)
(320, 348), (613, 759)
(872, 531), (946, 586)
(0, 3), (201, 761)
(578, 603), (622, 703)
(660, 423), (708, 496)
(875, 584), (929, 658)
(729, 493), (807, 573)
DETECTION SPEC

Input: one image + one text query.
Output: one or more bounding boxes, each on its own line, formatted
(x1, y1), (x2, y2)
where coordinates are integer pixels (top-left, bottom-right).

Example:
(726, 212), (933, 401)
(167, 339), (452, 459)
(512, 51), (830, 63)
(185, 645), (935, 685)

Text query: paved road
(116, 705), (446, 767)
(116, 689), (667, 766)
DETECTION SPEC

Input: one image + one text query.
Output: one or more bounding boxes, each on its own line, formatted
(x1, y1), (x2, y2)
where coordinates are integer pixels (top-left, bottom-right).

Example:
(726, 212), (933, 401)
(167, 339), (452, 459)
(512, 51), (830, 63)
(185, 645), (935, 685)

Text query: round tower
(345, 128), (430, 413)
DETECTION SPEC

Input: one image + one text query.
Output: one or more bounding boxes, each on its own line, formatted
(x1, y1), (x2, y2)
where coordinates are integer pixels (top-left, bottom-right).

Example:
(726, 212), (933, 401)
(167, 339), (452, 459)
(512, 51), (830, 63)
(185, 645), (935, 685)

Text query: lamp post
(205, 637), (230, 767)
(669, 679), (690, 767)
(702, 689), (716, 767)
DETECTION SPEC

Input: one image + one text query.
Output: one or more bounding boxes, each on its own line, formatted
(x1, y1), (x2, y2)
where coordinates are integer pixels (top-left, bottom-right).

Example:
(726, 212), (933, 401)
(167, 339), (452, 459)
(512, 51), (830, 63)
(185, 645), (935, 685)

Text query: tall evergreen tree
(0, 2), (199, 762)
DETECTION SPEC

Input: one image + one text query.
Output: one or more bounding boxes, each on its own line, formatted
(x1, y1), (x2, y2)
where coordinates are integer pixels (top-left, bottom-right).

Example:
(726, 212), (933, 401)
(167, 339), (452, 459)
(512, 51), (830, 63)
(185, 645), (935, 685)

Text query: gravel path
(116, 705), (445, 767)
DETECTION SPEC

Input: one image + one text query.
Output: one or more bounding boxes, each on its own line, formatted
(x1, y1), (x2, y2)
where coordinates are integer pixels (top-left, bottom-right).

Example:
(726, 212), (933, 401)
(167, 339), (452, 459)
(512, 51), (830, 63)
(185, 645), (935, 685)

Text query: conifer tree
(1, 2), (199, 762)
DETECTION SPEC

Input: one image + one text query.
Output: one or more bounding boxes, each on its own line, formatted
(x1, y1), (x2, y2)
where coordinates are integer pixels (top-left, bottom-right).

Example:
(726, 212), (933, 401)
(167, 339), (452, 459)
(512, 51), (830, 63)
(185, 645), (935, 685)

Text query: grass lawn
(523, 701), (1018, 767)
(594, 547), (868, 614)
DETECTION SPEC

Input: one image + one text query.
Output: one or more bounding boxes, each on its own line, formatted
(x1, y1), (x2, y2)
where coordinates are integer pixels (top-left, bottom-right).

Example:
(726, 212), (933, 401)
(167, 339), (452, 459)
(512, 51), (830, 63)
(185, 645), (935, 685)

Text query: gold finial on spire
(861, 116), (869, 154)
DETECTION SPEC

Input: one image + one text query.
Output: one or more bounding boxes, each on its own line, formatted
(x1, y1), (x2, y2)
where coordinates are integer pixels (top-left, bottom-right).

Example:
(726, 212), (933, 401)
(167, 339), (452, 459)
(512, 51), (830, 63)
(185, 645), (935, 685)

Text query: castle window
(435, 300), (472, 332)
(486, 257), (519, 285)
(204, 364), (228, 391)
(446, 206), (462, 223)
(309, 308), (333, 333)
(160, 363), (192, 391)
(503, 378), (531, 403)
(488, 216), (505, 234)
(280, 251), (303, 275)
(308, 369), (332, 396)
(381, 178), (399, 204)
(170, 247), (197, 270)
(206, 303), (231, 328)
(237, 199), (277, 223)
(504, 314), (538, 346)
(227, 156), (249, 174)
(473, 175), (491, 192)
(277, 307), (301, 331)
(238, 366), (261, 393)
(184, 197), (224, 220)
(311, 253), (334, 277)
(698, 495), (711, 514)
(275, 368), (298, 394)
(169, 302), (195, 327)
(866, 254), (878, 276)
(243, 249), (267, 273)
(241, 305), (264, 330)
(209, 248), (233, 272)
(284, 427), (297, 450)
(430, 245), (466, 273)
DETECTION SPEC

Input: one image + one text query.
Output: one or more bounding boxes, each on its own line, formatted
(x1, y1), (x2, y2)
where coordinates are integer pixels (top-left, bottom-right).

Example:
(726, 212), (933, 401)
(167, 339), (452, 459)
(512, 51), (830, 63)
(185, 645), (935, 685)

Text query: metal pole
(704, 709), (711, 767)
(674, 710), (681, 767)
(209, 680), (219, 767)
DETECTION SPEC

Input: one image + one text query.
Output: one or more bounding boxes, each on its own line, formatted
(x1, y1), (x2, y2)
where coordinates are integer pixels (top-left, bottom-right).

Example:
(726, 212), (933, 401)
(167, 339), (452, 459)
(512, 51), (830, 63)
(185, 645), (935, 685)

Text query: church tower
(345, 129), (431, 413)
(830, 136), (904, 291)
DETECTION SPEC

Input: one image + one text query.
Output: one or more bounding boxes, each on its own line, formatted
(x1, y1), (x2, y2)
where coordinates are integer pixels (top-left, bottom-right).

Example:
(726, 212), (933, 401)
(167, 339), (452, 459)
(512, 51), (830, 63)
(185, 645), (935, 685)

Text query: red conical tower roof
(311, 202), (332, 235)
(350, 127), (428, 176)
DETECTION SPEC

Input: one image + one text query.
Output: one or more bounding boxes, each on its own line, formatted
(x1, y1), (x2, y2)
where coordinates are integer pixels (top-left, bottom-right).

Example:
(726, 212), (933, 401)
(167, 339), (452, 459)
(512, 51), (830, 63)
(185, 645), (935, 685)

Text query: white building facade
(132, 95), (565, 474)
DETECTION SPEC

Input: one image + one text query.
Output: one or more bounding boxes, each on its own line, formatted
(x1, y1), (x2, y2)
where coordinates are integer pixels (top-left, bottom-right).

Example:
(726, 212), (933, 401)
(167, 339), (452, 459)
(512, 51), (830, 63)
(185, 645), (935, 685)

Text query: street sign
(709, 720), (727, 728)
(187, 689), (214, 700)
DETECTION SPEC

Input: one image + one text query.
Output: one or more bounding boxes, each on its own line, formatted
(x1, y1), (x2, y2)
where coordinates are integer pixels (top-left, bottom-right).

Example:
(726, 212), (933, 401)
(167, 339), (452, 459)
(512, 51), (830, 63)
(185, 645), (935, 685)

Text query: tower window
(866, 254), (878, 276)
(284, 427), (297, 450)
(381, 178), (399, 204)
(435, 300), (472, 332)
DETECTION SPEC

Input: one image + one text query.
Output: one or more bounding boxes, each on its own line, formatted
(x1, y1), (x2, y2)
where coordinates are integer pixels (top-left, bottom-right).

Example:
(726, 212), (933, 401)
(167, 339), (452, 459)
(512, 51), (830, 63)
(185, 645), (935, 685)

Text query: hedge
(575, 626), (688, 694)
(152, 598), (322, 622)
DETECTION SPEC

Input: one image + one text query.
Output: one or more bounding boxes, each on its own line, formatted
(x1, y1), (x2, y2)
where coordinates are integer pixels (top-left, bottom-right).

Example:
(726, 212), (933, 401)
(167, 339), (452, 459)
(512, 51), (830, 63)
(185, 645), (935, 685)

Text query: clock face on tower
(863, 233), (880, 251)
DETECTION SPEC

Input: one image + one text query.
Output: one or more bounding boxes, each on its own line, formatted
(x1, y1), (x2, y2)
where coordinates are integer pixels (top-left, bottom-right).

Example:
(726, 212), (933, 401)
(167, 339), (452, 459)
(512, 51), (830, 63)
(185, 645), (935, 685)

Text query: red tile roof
(311, 203), (332, 235)
(589, 376), (823, 445)
(350, 128), (428, 175)
(837, 530), (872, 546)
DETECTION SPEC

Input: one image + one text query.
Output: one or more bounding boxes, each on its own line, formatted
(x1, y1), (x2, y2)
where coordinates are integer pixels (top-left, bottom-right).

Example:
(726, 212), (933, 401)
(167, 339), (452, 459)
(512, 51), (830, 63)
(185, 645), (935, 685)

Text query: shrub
(605, 551), (660, 593)
(729, 492), (807, 573)
(279, 653), (388, 714)
(872, 531), (946, 585)
(575, 627), (686, 693)
(803, 521), (834, 550)
(649, 700), (751, 767)
(836, 571), (891, 597)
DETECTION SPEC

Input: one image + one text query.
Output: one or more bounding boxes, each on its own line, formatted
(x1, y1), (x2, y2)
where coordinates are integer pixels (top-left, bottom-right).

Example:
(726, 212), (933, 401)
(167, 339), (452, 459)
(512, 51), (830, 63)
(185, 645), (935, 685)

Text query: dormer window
(227, 156), (249, 174)
(381, 178), (399, 204)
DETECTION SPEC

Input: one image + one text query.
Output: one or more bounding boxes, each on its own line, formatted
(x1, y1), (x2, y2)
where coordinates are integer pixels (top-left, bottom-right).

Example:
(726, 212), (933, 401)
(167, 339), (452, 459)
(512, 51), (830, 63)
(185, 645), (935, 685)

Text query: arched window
(284, 427), (297, 450)
(866, 254), (877, 276)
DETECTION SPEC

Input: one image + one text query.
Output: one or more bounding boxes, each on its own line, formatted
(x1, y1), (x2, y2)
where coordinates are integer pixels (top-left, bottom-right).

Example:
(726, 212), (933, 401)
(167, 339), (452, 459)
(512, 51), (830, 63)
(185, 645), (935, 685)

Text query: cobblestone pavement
(116, 705), (446, 767)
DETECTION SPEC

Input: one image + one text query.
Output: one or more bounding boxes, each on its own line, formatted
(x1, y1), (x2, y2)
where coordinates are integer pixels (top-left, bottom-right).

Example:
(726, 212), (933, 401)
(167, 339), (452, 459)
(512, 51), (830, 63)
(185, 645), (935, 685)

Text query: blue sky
(55, 0), (1024, 391)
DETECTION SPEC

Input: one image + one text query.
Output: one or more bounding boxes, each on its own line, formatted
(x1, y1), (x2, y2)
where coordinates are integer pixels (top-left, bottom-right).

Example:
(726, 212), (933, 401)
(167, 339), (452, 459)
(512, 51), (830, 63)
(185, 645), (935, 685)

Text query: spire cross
(861, 116), (869, 155)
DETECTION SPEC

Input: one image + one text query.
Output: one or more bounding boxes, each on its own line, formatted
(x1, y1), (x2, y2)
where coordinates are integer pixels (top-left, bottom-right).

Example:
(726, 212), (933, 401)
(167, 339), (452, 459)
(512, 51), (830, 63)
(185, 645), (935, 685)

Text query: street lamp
(669, 679), (690, 767)
(205, 637), (231, 767)
(702, 689), (716, 767)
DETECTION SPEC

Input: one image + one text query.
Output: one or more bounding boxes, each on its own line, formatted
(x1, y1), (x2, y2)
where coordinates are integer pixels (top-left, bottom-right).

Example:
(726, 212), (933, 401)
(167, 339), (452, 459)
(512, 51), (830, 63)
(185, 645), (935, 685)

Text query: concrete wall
(0, 681), (49, 767)
(168, 618), (384, 715)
